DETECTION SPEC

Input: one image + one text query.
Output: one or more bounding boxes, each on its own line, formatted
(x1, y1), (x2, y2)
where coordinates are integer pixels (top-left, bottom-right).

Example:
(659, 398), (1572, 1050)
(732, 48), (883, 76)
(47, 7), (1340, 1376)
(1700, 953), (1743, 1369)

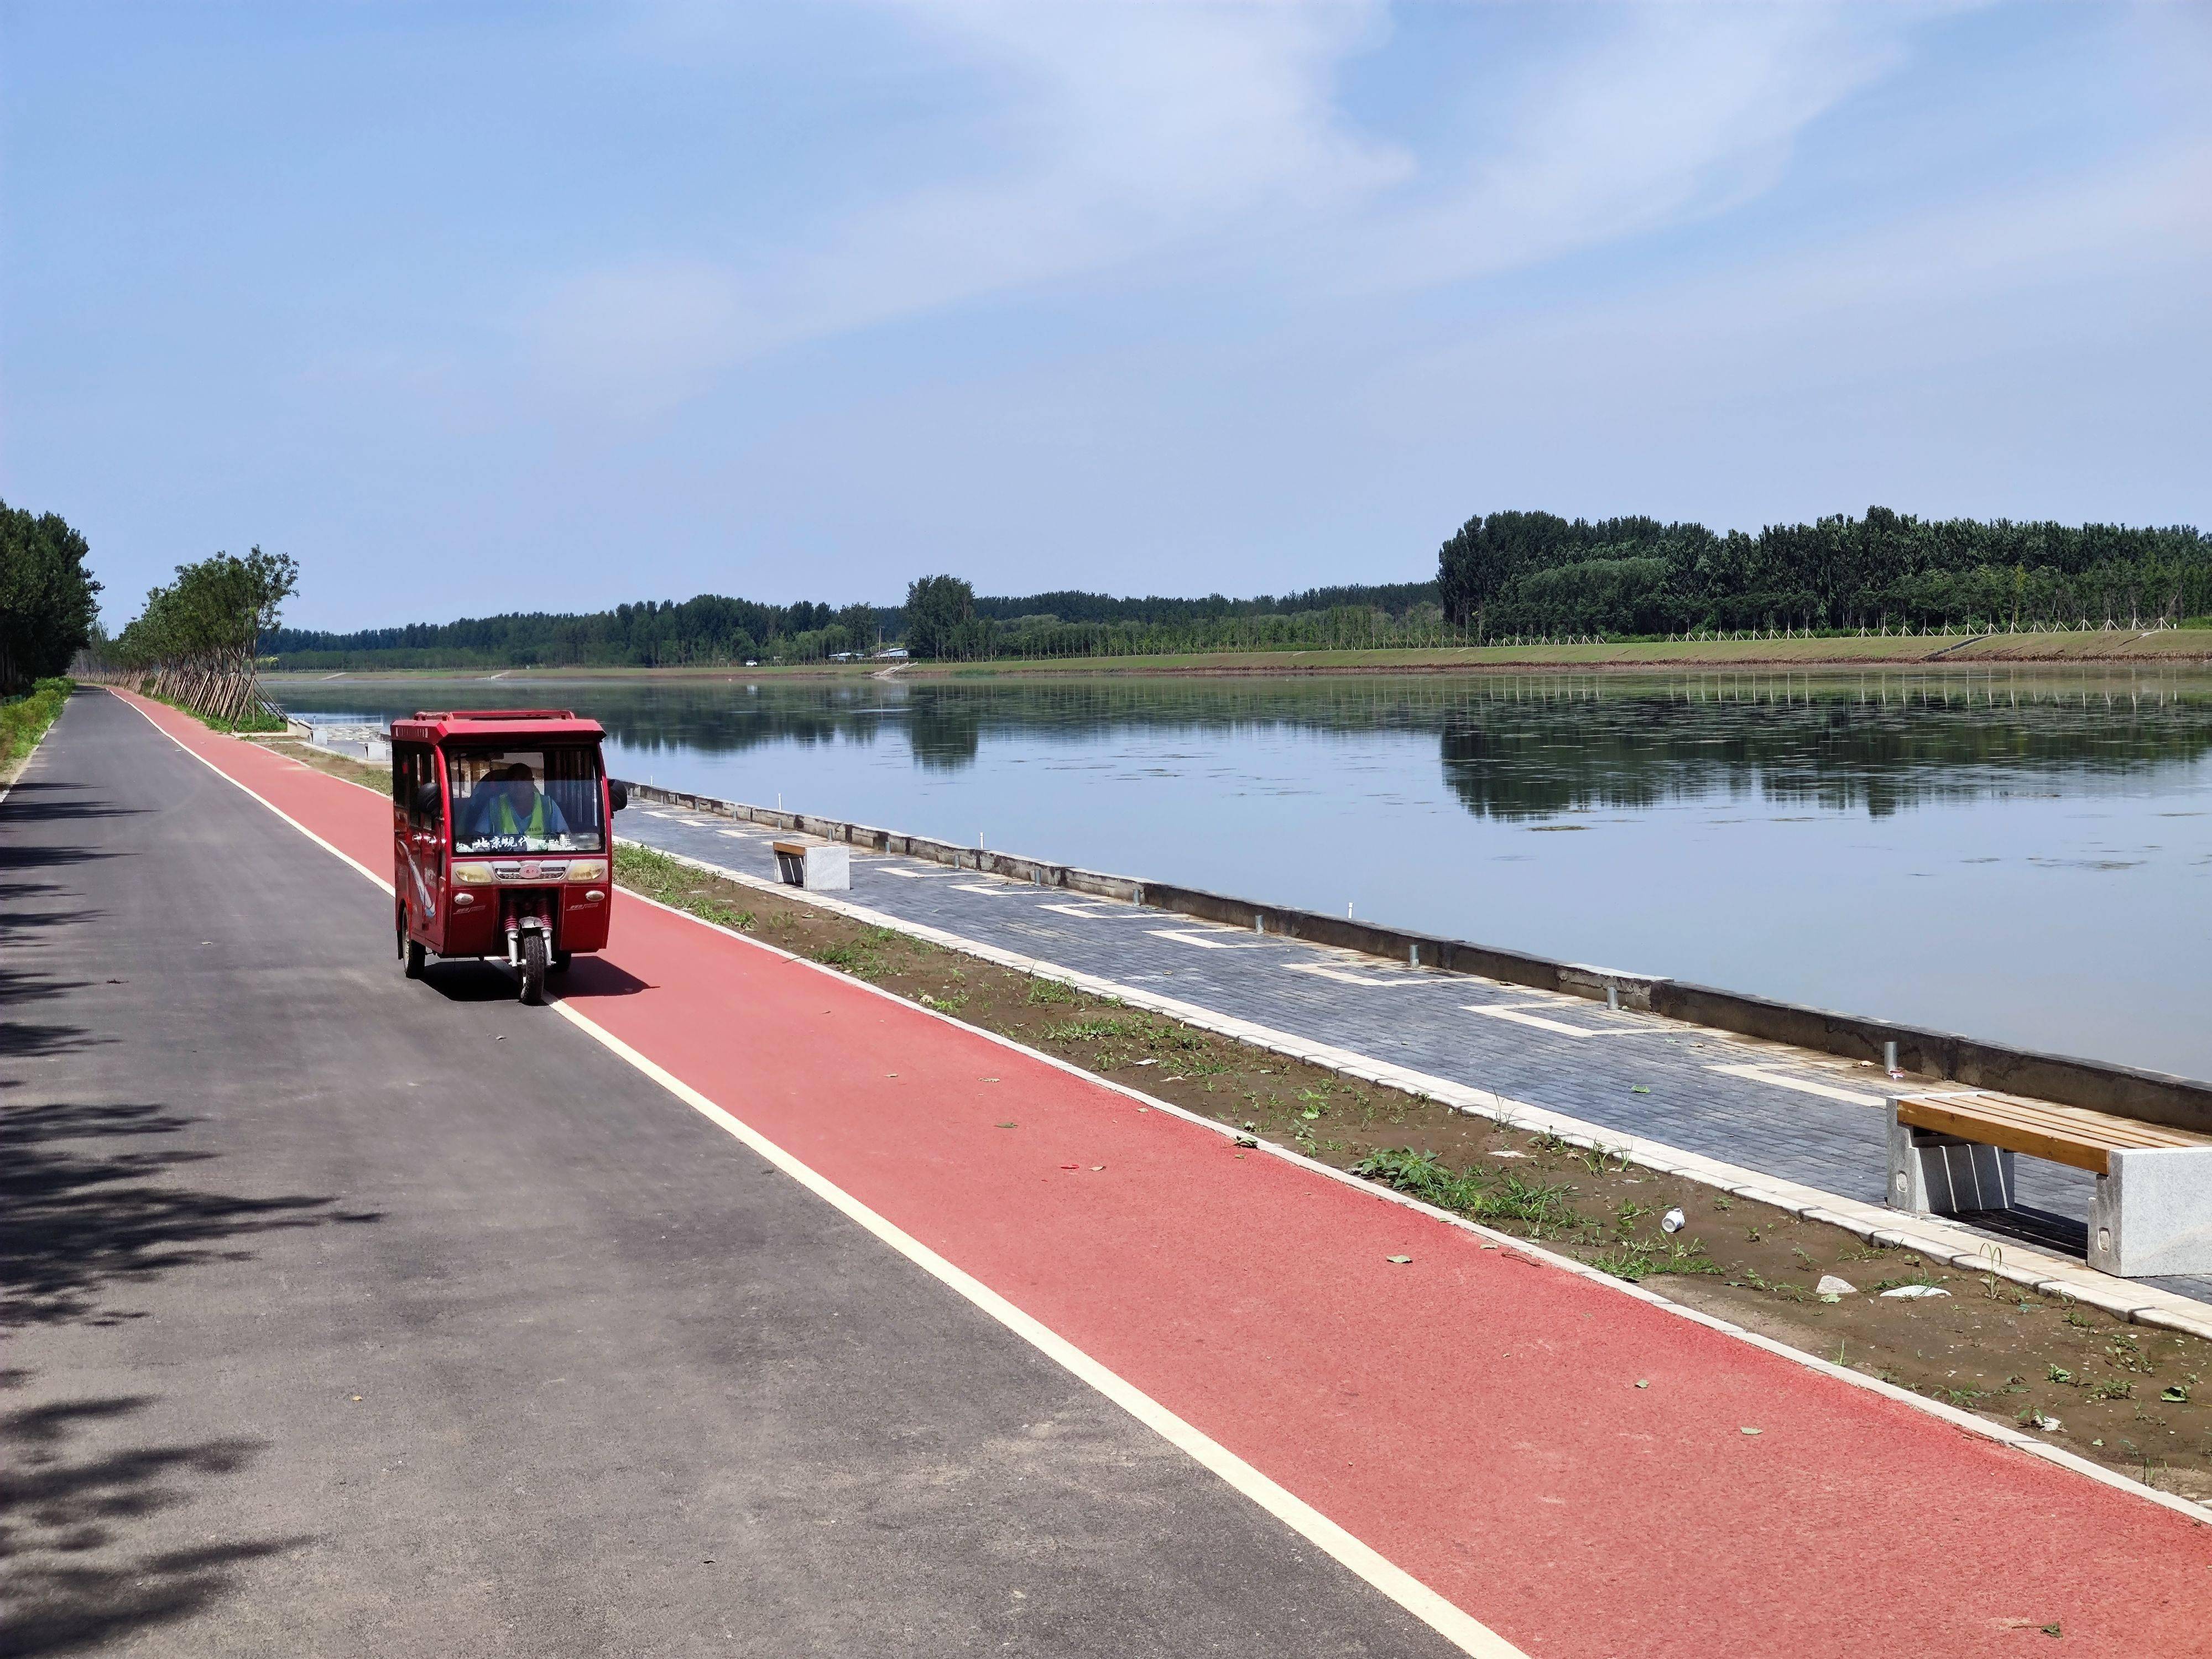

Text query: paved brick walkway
(620, 805), (2212, 1306)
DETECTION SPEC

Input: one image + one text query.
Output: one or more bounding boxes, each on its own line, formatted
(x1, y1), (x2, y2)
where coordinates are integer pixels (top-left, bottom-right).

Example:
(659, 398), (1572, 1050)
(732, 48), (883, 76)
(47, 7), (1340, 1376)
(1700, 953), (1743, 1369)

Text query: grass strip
(280, 743), (2212, 1500)
(127, 683), (287, 733)
(1, 677), (73, 776)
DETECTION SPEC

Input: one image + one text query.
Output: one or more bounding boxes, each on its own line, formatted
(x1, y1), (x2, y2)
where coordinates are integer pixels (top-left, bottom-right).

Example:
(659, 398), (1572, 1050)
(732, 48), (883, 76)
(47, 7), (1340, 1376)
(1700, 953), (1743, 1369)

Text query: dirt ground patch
(276, 741), (2212, 1501)
(248, 735), (392, 791)
(614, 841), (2212, 1501)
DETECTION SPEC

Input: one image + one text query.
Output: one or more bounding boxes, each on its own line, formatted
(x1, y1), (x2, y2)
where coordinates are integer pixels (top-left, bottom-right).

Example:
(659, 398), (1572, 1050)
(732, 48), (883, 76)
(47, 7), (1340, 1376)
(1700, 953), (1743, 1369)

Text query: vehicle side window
(394, 744), (441, 832)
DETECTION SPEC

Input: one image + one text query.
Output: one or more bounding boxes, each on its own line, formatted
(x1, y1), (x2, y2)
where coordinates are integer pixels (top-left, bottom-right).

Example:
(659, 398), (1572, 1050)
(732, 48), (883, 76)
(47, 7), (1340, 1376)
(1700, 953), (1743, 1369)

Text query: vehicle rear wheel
(399, 916), (425, 979)
(549, 950), (573, 975)
(518, 931), (549, 1005)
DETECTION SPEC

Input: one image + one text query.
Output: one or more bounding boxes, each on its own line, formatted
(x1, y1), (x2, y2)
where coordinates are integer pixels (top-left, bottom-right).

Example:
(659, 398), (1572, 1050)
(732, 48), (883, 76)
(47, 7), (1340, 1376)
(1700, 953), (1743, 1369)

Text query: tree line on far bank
(0, 499), (101, 693)
(1437, 508), (2211, 642)
(259, 504), (2211, 670)
(262, 578), (1439, 669)
(891, 503), (2212, 660)
(265, 595), (886, 671)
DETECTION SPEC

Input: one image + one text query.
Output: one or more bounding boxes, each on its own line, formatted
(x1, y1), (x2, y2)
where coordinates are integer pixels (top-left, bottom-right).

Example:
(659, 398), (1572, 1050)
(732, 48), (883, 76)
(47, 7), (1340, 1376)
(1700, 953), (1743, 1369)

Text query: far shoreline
(262, 625), (2212, 685)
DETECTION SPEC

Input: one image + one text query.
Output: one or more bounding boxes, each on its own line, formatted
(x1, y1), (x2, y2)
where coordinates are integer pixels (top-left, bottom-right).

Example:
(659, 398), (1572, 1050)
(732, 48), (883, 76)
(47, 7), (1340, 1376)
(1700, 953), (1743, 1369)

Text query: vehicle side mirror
(414, 783), (442, 822)
(608, 781), (629, 813)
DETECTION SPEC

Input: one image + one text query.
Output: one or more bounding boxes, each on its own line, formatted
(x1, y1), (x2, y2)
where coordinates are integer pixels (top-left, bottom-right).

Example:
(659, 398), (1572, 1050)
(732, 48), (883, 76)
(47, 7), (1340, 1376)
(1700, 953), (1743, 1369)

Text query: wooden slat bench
(1889, 1089), (2212, 1278)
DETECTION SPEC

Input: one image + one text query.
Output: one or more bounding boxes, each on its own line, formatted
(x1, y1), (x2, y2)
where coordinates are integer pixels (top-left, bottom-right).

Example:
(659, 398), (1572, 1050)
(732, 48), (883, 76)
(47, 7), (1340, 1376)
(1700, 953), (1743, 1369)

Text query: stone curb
(619, 836), (2212, 1352)
(613, 782), (2212, 1135)
(613, 842), (2212, 1528)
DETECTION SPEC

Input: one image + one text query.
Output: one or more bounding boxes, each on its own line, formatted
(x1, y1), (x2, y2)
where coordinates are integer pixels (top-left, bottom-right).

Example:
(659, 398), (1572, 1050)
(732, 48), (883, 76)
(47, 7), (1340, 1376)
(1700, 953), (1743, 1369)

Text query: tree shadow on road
(0, 958), (105, 1063)
(0, 1099), (369, 1331)
(0, 873), (106, 947)
(0, 778), (149, 828)
(0, 1102), (361, 1647)
(1, 1386), (314, 1657)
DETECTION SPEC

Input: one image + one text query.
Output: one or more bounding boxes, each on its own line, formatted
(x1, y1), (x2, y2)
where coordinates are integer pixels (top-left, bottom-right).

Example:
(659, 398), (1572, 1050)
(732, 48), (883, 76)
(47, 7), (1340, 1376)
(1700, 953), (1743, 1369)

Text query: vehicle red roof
(389, 709), (607, 743)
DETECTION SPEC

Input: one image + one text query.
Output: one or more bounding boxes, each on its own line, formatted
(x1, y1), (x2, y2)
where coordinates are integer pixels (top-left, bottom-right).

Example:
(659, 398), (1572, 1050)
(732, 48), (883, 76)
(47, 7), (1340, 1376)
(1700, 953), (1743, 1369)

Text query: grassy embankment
(609, 837), (2212, 1499)
(1, 677), (73, 780)
(915, 627), (2212, 676)
(264, 625), (2212, 685)
(130, 684), (288, 733)
(268, 733), (2212, 1499)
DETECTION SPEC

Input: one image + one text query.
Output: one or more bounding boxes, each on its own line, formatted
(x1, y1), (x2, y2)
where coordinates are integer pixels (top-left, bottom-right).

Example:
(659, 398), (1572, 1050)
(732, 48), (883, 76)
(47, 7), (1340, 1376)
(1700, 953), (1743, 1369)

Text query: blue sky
(3, 2), (2207, 630)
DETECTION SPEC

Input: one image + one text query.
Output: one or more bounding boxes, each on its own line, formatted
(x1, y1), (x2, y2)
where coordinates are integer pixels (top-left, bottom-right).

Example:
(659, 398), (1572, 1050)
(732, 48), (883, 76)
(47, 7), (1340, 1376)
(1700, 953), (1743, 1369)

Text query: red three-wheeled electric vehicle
(390, 709), (628, 1004)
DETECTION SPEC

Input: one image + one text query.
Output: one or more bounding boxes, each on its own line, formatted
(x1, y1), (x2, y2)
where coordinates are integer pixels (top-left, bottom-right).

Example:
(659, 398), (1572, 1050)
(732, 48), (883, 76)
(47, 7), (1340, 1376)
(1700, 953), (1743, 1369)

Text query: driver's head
(494, 763), (535, 796)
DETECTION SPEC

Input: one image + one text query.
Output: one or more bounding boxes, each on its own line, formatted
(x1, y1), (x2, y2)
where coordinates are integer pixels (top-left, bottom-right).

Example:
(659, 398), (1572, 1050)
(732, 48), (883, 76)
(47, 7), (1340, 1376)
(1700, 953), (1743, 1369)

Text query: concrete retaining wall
(615, 779), (2212, 1134)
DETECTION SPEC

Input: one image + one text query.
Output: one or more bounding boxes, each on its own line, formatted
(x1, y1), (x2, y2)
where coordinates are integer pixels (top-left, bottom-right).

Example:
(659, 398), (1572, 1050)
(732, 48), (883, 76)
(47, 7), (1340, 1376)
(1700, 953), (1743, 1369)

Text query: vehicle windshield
(447, 746), (604, 855)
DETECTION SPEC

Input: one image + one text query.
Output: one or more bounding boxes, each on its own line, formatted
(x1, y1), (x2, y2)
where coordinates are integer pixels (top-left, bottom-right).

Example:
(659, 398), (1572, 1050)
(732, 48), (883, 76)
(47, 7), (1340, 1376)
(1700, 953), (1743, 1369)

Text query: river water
(269, 668), (2212, 1082)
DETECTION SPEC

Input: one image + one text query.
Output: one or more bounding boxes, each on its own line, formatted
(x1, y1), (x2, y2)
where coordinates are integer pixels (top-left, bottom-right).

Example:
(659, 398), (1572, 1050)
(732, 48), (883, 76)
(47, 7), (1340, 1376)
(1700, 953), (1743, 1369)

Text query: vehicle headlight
(451, 862), (494, 884)
(565, 859), (609, 882)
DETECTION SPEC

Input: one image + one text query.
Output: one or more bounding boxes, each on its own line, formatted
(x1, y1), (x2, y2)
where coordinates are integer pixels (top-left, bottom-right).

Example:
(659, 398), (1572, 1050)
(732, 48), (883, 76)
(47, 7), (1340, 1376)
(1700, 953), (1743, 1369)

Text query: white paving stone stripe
(613, 832), (2212, 1346)
(1150, 930), (1277, 951)
(1468, 1005), (1676, 1038)
(1709, 1062), (1888, 1109)
(638, 854), (2212, 1535)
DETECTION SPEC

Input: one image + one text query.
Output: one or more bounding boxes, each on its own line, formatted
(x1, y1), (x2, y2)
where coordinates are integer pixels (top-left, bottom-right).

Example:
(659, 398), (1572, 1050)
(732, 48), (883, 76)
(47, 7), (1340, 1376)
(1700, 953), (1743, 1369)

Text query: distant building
(873, 646), (910, 660)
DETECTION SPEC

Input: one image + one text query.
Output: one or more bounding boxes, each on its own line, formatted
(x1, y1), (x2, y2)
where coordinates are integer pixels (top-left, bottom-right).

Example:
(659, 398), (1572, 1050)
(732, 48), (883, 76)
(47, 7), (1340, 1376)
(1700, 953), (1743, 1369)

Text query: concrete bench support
(773, 839), (849, 891)
(1886, 1118), (2017, 1215)
(2089, 1147), (2212, 1277)
(1888, 1092), (2212, 1279)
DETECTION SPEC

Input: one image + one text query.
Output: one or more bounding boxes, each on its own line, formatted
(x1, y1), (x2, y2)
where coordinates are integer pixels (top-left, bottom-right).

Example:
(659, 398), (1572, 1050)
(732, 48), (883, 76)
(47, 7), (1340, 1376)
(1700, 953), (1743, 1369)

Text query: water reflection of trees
(272, 670), (2212, 818)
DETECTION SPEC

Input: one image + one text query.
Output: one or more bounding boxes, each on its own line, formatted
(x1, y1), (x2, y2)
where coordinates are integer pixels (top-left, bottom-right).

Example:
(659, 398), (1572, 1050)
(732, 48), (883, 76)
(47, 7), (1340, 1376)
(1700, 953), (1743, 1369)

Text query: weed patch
(1, 677), (71, 774)
(257, 740), (2212, 1507)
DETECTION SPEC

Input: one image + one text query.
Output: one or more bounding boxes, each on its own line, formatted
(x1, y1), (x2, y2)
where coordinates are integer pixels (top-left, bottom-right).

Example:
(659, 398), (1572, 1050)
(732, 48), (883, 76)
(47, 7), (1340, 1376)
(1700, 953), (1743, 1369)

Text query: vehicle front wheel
(399, 917), (425, 979)
(518, 931), (549, 1005)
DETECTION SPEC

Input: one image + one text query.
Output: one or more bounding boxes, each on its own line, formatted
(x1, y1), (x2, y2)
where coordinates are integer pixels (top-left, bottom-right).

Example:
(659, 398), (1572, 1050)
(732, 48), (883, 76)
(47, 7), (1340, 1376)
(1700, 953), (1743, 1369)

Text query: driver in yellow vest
(469, 763), (571, 843)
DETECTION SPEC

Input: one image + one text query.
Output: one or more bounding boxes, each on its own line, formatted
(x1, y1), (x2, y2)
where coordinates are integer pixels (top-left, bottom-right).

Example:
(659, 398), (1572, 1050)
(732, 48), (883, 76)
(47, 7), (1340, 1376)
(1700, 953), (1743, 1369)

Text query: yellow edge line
(113, 688), (1526, 1659)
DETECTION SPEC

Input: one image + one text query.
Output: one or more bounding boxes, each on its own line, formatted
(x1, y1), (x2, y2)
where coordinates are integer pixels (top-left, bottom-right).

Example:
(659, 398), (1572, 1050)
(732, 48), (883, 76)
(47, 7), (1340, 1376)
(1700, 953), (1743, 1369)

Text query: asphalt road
(2, 690), (1455, 1657)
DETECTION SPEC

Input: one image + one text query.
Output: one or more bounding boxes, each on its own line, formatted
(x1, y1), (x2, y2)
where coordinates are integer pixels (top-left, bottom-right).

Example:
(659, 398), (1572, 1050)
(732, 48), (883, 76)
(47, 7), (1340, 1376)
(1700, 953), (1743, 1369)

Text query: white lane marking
(950, 882), (1019, 895)
(1707, 1063), (1886, 1108)
(1285, 963), (1454, 988)
(1041, 902), (1144, 920)
(114, 695), (396, 896)
(603, 839), (2212, 1528)
(680, 818), (719, 827)
(150, 730), (2212, 1556)
(1465, 1004), (1669, 1039)
(645, 809), (680, 818)
(879, 867), (953, 879)
(550, 997), (1524, 1659)
(118, 691), (1529, 1655)
(1148, 929), (1272, 951)
(716, 828), (761, 839)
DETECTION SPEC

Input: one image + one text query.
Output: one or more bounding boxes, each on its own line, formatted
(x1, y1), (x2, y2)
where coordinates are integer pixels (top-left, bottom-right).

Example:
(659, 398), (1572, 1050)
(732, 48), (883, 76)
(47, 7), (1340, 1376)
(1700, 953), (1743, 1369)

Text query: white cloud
(514, 2), (2122, 425)
(521, 0), (1402, 408)
(1340, 3), (1911, 289)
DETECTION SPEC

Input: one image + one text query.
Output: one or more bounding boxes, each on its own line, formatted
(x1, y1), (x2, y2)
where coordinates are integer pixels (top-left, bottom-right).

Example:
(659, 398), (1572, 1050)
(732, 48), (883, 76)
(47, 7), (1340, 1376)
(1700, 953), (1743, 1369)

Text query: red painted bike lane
(123, 692), (2212, 1658)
